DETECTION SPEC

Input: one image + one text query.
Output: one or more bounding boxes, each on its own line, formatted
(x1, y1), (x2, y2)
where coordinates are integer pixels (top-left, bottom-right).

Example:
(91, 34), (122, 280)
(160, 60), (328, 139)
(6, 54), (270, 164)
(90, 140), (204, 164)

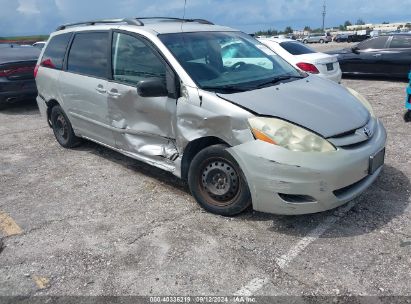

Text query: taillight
(296, 62), (319, 74)
(41, 58), (55, 69)
(408, 94), (411, 104)
(34, 65), (39, 78)
(0, 70), (7, 77)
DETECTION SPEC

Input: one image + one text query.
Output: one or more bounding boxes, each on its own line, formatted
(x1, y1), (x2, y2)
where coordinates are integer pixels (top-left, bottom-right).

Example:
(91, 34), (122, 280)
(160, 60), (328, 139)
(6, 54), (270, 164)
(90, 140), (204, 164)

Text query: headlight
(346, 87), (374, 117)
(248, 117), (336, 152)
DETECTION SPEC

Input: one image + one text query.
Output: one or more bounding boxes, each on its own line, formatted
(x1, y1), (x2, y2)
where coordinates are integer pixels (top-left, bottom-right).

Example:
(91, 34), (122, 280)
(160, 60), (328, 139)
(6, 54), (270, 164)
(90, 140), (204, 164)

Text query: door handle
(95, 86), (106, 94)
(373, 54), (382, 57)
(108, 89), (122, 97)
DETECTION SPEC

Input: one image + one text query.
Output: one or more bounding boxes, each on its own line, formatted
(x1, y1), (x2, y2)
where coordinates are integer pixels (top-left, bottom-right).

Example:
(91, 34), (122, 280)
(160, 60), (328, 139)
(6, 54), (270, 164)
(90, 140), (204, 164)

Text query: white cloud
(17, 0), (40, 15)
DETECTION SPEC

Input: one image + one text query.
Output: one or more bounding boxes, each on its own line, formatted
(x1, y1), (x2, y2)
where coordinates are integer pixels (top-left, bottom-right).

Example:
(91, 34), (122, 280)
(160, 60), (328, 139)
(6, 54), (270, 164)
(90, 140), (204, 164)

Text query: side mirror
(351, 46), (360, 54)
(137, 77), (168, 98)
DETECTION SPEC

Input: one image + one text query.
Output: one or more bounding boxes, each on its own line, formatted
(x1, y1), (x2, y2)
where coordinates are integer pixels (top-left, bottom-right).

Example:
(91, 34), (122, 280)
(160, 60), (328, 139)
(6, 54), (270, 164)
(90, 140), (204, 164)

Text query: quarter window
(67, 32), (109, 78)
(41, 33), (71, 70)
(111, 32), (166, 86)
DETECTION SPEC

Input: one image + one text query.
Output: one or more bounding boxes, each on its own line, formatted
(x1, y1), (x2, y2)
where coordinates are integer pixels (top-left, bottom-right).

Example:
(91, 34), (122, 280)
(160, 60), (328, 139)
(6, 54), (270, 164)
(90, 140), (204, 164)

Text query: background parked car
(328, 34), (411, 78)
(0, 44), (40, 109)
(258, 38), (342, 83)
(32, 41), (47, 49)
(334, 34), (349, 43)
(302, 33), (332, 44)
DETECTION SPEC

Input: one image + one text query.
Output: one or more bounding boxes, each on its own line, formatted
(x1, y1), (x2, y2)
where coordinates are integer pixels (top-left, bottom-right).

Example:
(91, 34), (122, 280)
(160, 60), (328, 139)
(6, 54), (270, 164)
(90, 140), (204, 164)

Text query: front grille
(328, 118), (376, 148)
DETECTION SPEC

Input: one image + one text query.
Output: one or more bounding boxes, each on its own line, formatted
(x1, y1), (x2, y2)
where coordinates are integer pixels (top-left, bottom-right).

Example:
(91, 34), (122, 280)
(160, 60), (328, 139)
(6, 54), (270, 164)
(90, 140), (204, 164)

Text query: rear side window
(41, 33), (71, 70)
(389, 36), (411, 49)
(357, 37), (389, 50)
(280, 42), (315, 55)
(67, 32), (108, 78)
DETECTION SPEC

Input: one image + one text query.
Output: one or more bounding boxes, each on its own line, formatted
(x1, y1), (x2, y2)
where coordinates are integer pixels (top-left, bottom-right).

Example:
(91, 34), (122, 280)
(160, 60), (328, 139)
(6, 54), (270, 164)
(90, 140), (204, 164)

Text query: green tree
(338, 24), (345, 31)
(303, 26), (312, 32)
(284, 26), (293, 34)
(344, 20), (352, 27)
(356, 18), (365, 25)
(382, 21), (390, 24)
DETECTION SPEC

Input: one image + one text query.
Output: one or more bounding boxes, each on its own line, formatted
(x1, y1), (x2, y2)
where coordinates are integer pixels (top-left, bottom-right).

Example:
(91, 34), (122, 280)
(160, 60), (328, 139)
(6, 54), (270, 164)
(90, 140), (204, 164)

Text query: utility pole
(322, 0), (326, 31)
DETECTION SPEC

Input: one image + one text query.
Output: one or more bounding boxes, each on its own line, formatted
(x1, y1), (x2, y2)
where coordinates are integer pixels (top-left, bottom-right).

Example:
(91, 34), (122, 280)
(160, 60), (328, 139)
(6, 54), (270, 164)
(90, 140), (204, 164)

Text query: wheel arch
(45, 99), (61, 127)
(180, 136), (230, 181)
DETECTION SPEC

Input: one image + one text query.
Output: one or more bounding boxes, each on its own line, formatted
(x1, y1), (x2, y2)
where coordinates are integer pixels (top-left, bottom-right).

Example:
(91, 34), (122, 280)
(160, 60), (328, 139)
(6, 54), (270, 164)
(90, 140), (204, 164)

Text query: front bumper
(318, 70), (342, 83)
(227, 119), (387, 215)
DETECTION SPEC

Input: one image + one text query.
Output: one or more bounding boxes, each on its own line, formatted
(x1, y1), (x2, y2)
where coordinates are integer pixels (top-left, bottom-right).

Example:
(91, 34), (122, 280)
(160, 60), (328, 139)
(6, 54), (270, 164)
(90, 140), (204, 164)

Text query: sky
(0, 0), (410, 36)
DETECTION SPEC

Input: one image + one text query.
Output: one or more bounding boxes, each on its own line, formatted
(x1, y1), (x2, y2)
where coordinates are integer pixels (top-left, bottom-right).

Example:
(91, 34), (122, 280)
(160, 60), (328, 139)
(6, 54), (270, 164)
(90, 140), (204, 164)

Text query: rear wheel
(319, 39), (324, 44)
(51, 105), (81, 148)
(188, 144), (251, 216)
(404, 110), (411, 122)
(303, 40), (308, 44)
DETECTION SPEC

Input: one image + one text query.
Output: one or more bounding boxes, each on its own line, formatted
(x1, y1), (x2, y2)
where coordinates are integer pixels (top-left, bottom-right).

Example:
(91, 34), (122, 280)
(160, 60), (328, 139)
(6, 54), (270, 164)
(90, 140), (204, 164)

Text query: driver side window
(112, 32), (166, 86)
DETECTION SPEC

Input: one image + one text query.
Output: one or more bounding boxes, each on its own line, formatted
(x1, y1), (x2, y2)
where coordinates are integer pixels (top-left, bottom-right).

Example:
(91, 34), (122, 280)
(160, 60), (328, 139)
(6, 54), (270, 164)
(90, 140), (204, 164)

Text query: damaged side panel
(106, 81), (179, 172)
(175, 85), (255, 151)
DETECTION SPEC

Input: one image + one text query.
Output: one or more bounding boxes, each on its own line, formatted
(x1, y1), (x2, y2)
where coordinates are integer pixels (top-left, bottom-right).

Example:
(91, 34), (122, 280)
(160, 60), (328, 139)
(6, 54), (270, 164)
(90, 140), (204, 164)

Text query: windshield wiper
(202, 85), (250, 93)
(255, 75), (305, 89)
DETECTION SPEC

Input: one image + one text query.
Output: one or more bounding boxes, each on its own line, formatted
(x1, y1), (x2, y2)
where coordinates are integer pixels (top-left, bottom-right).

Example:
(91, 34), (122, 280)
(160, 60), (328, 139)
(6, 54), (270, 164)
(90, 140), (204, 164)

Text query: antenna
(183, 0), (187, 19)
(322, 0), (326, 31)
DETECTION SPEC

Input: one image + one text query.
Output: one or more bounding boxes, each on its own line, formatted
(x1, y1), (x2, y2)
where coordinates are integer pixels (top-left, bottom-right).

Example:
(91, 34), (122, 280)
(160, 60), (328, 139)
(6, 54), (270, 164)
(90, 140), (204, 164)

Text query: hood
(326, 48), (352, 55)
(217, 76), (370, 138)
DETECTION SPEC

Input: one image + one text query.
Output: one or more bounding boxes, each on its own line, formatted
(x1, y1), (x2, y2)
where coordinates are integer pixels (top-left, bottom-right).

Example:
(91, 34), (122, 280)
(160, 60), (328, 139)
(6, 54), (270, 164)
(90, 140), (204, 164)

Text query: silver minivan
(35, 18), (386, 216)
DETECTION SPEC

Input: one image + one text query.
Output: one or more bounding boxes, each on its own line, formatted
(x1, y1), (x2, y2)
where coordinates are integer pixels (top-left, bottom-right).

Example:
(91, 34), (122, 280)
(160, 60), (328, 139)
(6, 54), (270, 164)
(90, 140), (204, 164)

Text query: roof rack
(135, 17), (214, 25)
(56, 18), (143, 31)
(56, 17), (214, 31)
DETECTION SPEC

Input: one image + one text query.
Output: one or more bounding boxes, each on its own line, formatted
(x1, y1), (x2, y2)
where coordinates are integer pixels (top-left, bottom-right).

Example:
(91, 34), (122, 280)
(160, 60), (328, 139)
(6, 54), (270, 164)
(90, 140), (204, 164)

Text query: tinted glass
(68, 32), (108, 78)
(357, 37), (389, 50)
(112, 32), (165, 86)
(280, 41), (316, 55)
(42, 33), (71, 70)
(389, 36), (411, 48)
(160, 32), (300, 92)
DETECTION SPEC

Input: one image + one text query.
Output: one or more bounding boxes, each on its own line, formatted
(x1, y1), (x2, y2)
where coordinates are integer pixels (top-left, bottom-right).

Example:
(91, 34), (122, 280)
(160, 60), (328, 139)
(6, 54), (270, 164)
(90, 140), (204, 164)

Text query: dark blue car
(0, 44), (40, 110)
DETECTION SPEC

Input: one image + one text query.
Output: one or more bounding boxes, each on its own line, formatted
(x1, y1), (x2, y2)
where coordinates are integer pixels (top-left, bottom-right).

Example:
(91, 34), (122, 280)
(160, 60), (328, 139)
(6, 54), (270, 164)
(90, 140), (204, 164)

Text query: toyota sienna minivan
(35, 17), (386, 216)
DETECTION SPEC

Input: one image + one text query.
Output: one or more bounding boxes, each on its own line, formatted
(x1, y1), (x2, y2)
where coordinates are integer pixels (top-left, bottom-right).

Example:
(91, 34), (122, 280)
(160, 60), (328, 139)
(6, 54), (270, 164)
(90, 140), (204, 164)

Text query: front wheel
(319, 39), (324, 44)
(303, 40), (308, 44)
(404, 110), (411, 122)
(188, 144), (251, 216)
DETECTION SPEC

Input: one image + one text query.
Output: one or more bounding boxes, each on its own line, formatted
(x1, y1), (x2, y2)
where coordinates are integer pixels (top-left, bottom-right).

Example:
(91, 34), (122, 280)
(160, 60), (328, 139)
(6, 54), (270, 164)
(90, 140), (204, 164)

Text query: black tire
(50, 105), (81, 148)
(188, 144), (251, 216)
(319, 39), (324, 44)
(303, 40), (308, 44)
(404, 110), (411, 122)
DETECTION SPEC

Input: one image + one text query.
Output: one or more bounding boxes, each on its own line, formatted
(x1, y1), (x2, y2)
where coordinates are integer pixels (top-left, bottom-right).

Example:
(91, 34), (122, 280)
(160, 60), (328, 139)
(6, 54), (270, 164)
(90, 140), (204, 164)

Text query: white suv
(35, 18), (386, 216)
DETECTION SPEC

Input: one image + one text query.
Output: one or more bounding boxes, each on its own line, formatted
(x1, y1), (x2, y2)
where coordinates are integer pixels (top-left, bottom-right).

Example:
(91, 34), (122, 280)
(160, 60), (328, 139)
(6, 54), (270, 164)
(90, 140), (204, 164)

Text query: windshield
(159, 31), (302, 93)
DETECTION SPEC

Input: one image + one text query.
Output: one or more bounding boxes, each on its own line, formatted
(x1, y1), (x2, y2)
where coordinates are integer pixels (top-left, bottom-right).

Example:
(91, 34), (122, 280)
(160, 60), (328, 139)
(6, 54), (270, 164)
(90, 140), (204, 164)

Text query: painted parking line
(0, 211), (23, 236)
(234, 277), (270, 296)
(276, 200), (357, 270)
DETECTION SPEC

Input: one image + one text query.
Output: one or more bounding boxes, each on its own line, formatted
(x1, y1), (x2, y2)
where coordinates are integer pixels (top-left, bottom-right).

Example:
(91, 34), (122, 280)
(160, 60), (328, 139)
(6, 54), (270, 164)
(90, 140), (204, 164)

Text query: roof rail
(134, 17), (214, 25)
(56, 17), (214, 31)
(56, 18), (143, 31)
